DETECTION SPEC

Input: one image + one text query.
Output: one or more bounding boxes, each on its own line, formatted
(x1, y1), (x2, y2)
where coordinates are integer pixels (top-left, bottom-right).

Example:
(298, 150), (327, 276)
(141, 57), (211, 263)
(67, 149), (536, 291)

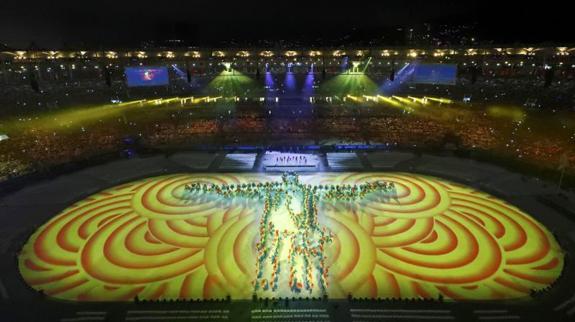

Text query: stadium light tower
(351, 61), (361, 73)
(222, 62), (233, 73)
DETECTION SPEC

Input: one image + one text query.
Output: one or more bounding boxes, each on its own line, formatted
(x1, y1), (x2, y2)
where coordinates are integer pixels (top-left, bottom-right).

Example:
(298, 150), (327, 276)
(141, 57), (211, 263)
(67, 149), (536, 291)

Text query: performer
(185, 172), (389, 296)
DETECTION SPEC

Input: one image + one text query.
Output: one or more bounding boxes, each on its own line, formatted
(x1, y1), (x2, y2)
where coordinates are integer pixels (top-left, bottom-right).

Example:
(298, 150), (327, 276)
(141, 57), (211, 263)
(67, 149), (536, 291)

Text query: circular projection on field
(19, 173), (564, 301)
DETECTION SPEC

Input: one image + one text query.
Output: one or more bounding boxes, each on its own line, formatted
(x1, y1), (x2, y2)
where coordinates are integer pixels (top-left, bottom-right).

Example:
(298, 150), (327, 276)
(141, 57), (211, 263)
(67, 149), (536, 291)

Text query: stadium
(1, 2), (575, 322)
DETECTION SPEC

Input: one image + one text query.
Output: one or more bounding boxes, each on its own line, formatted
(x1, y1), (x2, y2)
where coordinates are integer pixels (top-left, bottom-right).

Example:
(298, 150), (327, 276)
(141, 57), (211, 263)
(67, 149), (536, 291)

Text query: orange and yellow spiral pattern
(18, 173), (564, 301)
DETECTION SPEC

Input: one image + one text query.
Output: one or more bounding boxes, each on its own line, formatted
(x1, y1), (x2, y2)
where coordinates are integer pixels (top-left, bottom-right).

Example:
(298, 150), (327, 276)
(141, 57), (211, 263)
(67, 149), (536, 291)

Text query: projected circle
(18, 173), (564, 301)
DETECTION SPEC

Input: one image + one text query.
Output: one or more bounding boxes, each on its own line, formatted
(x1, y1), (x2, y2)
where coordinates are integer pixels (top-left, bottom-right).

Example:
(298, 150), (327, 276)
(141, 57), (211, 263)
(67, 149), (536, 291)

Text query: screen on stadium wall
(125, 66), (169, 87)
(412, 64), (457, 85)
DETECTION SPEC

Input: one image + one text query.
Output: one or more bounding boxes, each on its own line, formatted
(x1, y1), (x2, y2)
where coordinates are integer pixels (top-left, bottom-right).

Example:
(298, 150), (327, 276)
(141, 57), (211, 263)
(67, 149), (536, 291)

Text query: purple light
(341, 56), (349, 73)
(284, 71), (296, 93)
(265, 71), (275, 99)
(302, 71), (315, 97)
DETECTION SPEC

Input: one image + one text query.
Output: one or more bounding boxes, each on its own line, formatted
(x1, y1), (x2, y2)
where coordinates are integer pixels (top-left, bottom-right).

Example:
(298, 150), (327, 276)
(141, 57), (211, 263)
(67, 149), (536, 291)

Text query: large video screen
(125, 66), (169, 87)
(412, 64), (457, 85)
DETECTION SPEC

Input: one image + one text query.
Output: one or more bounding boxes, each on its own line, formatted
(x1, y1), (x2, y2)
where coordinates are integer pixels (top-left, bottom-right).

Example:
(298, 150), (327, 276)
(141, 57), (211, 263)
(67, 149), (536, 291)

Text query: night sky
(0, 0), (572, 48)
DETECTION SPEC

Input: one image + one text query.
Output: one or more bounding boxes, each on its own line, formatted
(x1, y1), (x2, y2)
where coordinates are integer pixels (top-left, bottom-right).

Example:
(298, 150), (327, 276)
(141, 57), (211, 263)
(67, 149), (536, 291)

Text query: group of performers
(273, 155), (310, 165)
(182, 172), (397, 296)
(183, 173), (398, 203)
(320, 180), (398, 202)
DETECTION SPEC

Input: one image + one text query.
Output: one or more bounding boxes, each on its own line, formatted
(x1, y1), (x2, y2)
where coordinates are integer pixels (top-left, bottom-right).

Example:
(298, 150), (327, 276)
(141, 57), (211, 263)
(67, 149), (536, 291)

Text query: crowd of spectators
(1, 99), (574, 185)
(1, 69), (575, 185)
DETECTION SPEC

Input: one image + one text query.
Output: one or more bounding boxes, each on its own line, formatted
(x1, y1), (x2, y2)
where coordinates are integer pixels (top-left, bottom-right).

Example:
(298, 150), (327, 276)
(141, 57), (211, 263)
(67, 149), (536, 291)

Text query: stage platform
(261, 152), (320, 172)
